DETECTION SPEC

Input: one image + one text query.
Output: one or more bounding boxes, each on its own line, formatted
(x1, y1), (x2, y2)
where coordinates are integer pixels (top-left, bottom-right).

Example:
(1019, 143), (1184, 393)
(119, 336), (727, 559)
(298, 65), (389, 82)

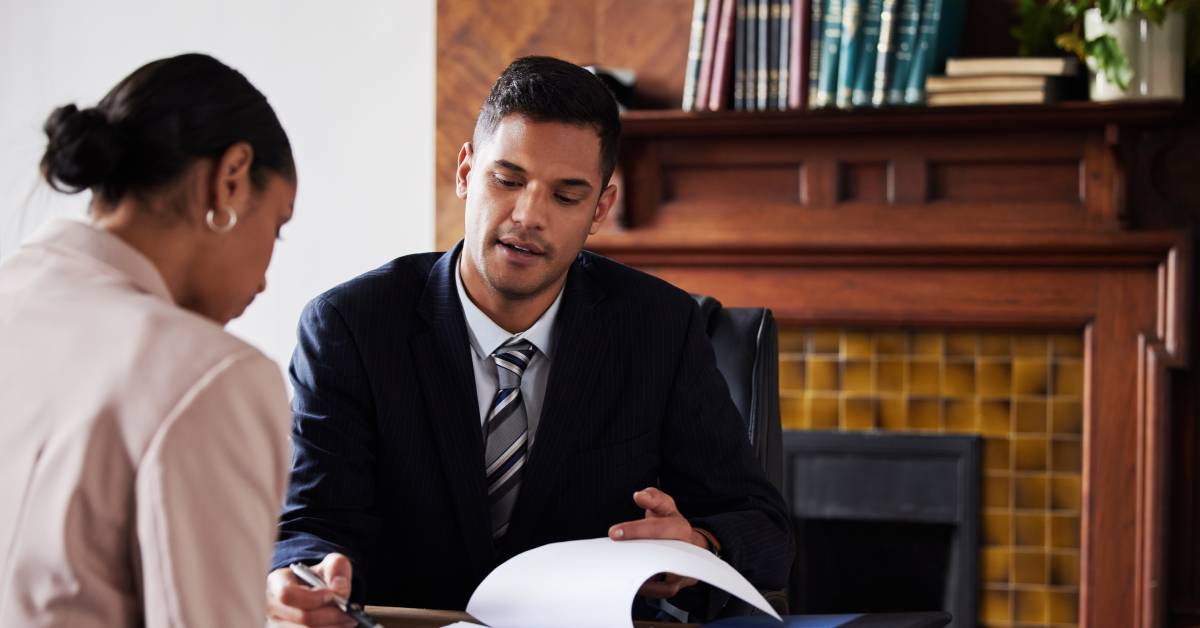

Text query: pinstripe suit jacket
(272, 242), (792, 612)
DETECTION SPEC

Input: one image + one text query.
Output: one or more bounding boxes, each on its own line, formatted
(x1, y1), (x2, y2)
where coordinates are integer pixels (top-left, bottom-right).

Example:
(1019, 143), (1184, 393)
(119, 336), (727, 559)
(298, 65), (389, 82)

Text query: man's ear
(210, 142), (254, 218)
(588, 183), (618, 235)
(456, 142), (474, 200)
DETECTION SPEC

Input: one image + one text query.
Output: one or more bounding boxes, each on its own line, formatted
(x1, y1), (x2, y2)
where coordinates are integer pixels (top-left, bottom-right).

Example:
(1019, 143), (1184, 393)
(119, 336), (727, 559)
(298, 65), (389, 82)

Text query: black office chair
(692, 294), (788, 616)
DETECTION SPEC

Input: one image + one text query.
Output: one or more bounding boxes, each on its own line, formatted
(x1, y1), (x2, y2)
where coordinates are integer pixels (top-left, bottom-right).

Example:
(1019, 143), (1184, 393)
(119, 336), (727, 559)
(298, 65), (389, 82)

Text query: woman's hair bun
(40, 103), (124, 194)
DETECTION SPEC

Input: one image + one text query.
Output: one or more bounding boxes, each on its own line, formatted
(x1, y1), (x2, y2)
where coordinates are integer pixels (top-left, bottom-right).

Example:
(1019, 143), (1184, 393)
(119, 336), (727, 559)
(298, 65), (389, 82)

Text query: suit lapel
(504, 257), (609, 553)
(411, 243), (494, 575)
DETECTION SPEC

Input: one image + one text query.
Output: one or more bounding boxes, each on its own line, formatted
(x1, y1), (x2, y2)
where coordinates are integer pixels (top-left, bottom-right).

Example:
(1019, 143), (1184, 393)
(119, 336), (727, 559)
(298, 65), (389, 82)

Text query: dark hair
(473, 56), (621, 187)
(40, 53), (294, 210)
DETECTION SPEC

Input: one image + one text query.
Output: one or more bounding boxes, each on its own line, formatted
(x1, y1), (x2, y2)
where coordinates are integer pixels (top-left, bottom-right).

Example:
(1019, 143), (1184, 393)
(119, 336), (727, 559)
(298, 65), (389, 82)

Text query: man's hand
(608, 487), (713, 599)
(266, 552), (356, 628)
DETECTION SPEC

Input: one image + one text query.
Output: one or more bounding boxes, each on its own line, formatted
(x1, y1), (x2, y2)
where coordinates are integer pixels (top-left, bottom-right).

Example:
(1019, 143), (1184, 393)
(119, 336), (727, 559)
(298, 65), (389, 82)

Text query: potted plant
(1013, 0), (1200, 101)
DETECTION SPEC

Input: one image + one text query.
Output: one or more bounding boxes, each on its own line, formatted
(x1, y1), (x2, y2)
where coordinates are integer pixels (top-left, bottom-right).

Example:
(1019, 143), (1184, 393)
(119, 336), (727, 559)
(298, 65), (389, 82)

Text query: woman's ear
(210, 142), (255, 215)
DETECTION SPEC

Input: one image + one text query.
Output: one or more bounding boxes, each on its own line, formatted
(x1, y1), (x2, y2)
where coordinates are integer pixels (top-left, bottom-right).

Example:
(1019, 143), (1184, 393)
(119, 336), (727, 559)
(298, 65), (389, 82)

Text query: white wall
(0, 0), (437, 370)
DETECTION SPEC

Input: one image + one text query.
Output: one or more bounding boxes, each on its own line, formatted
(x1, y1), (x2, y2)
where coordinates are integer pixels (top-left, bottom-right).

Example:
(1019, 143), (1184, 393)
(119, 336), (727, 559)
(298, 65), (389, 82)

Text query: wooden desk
(364, 606), (694, 627)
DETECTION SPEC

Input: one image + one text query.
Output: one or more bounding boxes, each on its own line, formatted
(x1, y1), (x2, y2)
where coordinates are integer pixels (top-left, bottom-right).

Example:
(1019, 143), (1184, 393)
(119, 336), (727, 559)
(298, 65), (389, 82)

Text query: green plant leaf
(1056, 32), (1088, 58)
(1137, 0), (1168, 23)
(1098, 0), (1136, 21)
(1013, 0), (1081, 57)
(1085, 34), (1135, 89)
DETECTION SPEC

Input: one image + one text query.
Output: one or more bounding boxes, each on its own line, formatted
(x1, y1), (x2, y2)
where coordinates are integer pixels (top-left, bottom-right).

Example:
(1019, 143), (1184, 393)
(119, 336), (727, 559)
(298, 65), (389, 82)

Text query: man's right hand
(266, 553), (356, 628)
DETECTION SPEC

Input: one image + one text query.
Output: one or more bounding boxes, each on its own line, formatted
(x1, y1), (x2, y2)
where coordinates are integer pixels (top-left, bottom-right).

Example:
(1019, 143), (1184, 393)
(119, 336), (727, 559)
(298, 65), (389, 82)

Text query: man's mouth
(498, 238), (545, 256)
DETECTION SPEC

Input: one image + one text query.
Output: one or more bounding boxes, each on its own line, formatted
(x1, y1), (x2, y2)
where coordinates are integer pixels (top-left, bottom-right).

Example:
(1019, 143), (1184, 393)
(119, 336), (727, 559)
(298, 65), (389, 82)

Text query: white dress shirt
(454, 254), (563, 443)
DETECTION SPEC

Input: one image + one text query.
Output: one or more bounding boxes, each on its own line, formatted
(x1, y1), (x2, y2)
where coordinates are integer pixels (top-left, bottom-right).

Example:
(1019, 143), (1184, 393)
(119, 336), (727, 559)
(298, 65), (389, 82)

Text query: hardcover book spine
(903, 0), (940, 104)
(757, 0), (770, 110)
(767, 0), (781, 109)
(807, 0), (825, 106)
(682, 0), (709, 111)
(710, 0), (739, 110)
(746, 0), (759, 110)
(734, 0), (747, 110)
(778, 0), (792, 109)
(695, 0), (725, 110)
(814, 0), (842, 108)
(851, 0), (883, 106)
(870, 0), (897, 106)
(789, 0), (809, 109)
(885, 0), (921, 104)
(835, 0), (862, 108)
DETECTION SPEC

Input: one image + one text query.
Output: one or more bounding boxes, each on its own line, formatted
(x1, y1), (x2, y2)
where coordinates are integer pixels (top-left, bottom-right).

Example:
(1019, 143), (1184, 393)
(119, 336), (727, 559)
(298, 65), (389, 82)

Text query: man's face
(457, 114), (615, 302)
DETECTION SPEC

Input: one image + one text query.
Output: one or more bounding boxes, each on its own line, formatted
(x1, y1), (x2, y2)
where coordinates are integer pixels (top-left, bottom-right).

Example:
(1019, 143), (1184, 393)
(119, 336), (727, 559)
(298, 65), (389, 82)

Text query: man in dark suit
(266, 56), (792, 626)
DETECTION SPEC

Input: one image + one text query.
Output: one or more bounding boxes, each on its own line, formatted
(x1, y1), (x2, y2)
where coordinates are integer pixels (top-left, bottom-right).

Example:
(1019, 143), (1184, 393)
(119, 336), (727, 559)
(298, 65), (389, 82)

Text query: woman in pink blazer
(0, 53), (298, 626)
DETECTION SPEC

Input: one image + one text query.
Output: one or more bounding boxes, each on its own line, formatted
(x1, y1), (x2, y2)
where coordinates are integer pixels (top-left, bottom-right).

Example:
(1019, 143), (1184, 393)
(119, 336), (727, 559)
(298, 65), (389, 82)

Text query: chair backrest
(692, 295), (783, 492)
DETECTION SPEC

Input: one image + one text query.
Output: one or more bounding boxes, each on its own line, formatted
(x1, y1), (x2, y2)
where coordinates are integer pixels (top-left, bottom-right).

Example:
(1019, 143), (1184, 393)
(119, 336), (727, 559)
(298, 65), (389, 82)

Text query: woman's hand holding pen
(266, 552), (356, 628)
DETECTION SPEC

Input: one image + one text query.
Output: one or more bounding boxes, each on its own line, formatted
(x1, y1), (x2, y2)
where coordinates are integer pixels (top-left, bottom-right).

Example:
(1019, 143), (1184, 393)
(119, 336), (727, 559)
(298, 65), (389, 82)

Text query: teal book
(814, 0), (842, 108)
(834, 0), (863, 108)
(870, 0), (898, 105)
(884, 0), (921, 104)
(850, 0), (883, 106)
(903, 0), (940, 104)
(806, 0), (824, 106)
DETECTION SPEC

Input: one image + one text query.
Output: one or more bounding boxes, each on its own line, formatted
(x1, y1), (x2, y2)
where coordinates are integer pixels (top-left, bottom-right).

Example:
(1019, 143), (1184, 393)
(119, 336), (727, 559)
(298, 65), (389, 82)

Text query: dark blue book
(814, 0), (842, 108)
(850, 0), (884, 106)
(806, 0), (824, 106)
(735, 0), (747, 109)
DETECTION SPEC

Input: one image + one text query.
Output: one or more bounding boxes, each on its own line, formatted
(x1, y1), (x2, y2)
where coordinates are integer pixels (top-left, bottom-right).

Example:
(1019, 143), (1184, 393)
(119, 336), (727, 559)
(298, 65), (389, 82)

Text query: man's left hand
(608, 486), (712, 599)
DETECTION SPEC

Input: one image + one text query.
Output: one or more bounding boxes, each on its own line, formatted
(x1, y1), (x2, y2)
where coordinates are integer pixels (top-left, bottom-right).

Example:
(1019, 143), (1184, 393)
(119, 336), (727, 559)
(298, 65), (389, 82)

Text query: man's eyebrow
(494, 159), (594, 190)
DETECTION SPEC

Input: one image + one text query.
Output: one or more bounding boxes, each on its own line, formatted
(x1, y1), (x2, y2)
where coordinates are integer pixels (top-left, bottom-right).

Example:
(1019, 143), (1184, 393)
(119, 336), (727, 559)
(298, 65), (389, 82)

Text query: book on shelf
(944, 56), (1080, 77)
(681, 0), (710, 111)
(885, 0), (921, 104)
(851, 0), (884, 106)
(778, 0), (792, 109)
(695, 0), (725, 110)
(766, 0), (780, 108)
(926, 74), (1053, 93)
(734, 0), (747, 109)
(709, 0), (739, 110)
(807, 0), (824, 105)
(757, 0), (770, 109)
(789, 0), (809, 108)
(870, 0), (897, 106)
(815, 0), (842, 107)
(903, 0), (939, 104)
(835, 0), (863, 108)
(927, 87), (1057, 106)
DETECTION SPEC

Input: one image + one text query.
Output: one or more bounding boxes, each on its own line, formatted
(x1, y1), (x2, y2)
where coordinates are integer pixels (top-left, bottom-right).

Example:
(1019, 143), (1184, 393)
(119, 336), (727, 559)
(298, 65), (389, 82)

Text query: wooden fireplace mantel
(587, 103), (1195, 627)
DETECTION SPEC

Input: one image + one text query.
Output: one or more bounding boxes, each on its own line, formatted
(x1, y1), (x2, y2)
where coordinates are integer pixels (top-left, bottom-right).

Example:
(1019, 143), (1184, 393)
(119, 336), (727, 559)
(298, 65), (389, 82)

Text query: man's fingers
(314, 553), (354, 598)
(609, 516), (691, 542)
(275, 582), (334, 609)
(632, 487), (677, 518)
(266, 589), (353, 626)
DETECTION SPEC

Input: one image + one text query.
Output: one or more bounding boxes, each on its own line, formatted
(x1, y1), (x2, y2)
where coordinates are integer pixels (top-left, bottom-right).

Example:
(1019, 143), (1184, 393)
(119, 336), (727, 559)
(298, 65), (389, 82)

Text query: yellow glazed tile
(944, 399), (978, 433)
(1015, 475), (1048, 509)
(807, 357), (839, 391)
(1048, 590), (1079, 624)
(1050, 514), (1080, 549)
(879, 398), (907, 430)
(980, 333), (1012, 357)
(983, 438), (1010, 472)
(1012, 359), (1049, 395)
(842, 332), (872, 358)
(1051, 475), (1082, 511)
(1014, 400), (1048, 433)
(1051, 399), (1083, 435)
(984, 474), (1011, 509)
(1050, 552), (1080, 586)
(946, 332), (977, 357)
(1013, 551), (1047, 585)
(981, 548), (1010, 583)
(1013, 335), (1049, 358)
(843, 361), (872, 394)
(908, 399), (941, 431)
(1014, 589), (1049, 622)
(843, 397), (876, 430)
(780, 394), (807, 429)
(779, 330), (807, 353)
(1051, 333), (1084, 358)
(1051, 439), (1083, 473)
(1014, 437), (1048, 472)
(779, 358), (806, 392)
(980, 400), (1011, 436)
(977, 360), (1012, 397)
(908, 360), (940, 395)
(876, 359), (905, 393)
(943, 360), (975, 396)
(983, 512), (1012, 545)
(912, 332), (944, 356)
(981, 588), (1011, 623)
(808, 395), (839, 430)
(875, 332), (907, 355)
(1053, 360), (1084, 396)
(1014, 513), (1046, 547)
(808, 330), (841, 355)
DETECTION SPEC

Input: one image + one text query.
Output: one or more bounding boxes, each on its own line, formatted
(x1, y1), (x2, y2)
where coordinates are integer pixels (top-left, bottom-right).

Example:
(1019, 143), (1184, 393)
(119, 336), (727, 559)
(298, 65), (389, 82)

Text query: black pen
(289, 562), (385, 628)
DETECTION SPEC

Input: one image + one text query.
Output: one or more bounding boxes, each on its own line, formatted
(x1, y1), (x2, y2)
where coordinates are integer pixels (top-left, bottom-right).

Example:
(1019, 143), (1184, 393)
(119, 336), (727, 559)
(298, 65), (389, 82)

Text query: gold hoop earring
(205, 207), (238, 233)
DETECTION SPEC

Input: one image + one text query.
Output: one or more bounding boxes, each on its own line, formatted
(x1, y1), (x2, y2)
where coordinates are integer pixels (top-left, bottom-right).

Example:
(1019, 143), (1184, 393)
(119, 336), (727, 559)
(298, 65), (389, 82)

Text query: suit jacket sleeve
(660, 300), (794, 607)
(273, 296), (382, 599)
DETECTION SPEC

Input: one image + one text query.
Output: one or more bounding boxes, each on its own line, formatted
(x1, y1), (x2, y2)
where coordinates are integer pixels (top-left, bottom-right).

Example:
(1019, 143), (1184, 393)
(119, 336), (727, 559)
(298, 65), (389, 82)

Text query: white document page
(447, 537), (781, 628)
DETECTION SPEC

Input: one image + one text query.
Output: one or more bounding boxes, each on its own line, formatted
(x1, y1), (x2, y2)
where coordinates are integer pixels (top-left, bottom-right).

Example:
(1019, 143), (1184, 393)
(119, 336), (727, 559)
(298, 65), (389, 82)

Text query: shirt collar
(28, 219), (173, 303)
(454, 253), (563, 360)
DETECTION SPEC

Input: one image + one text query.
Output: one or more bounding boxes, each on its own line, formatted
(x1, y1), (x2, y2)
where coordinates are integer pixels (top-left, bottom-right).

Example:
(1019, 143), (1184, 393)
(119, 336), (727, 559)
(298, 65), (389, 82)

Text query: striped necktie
(484, 338), (536, 539)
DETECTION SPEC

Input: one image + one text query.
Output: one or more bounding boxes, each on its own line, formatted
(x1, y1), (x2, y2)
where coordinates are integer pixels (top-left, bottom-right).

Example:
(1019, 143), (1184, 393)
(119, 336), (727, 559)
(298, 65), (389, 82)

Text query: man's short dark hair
(473, 56), (621, 188)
